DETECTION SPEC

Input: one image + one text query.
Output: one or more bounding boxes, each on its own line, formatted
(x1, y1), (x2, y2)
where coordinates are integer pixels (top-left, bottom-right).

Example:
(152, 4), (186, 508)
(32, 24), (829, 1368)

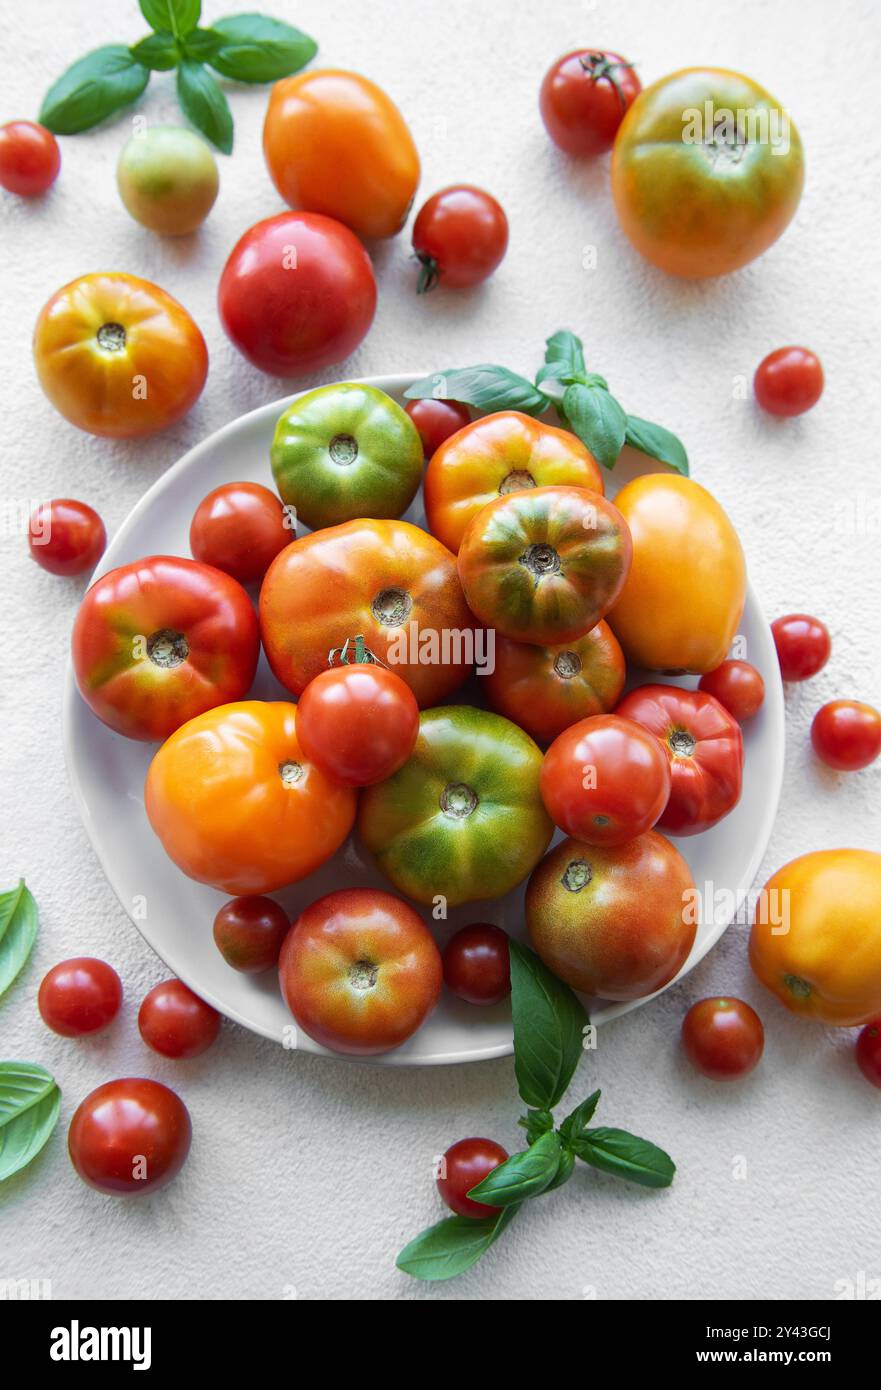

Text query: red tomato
(442, 924), (510, 1006)
(38, 958), (122, 1037)
(484, 622), (625, 745)
(811, 700), (881, 771)
(771, 613), (831, 681)
(754, 347), (824, 417)
(681, 998), (764, 1081)
(218, 211), (376, 376)
(404, 398), (471, 459)
(539, 50), (641, 156)
(437, 1137), (509, 1219)
(698, 660), (765, 722)
(138, 979), (221, 1059)
(412, 186), (508, 291)
(278, 888), (442, 1055)
(28, 498), (105, 577)
(0, 119), (60, 195)
(540, 714), (671, 846)
(190, 482), (293, 584)
(855, 1021), (881, 1091)
(213, 896), (290, 974)
(295, 663), (420, 787)
(68, 1078), (191, 1196)
(616, 684), (744, 835)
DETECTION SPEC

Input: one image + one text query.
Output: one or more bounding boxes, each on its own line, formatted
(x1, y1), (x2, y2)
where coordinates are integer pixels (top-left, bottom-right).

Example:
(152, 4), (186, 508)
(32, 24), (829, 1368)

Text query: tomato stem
(327, 634), (387, 668)
(415, 254), (441, 294)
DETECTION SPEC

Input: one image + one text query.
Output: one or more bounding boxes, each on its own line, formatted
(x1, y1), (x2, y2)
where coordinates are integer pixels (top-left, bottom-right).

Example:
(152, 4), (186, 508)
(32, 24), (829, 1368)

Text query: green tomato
(117, 127), (219, 236)
(270, 383), (424, 531)
(358, 705), (553, 907)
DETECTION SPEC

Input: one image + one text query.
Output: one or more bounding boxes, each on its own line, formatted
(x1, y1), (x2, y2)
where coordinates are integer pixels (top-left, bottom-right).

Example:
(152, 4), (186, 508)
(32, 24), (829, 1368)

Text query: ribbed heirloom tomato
(484, 621), (625, 744)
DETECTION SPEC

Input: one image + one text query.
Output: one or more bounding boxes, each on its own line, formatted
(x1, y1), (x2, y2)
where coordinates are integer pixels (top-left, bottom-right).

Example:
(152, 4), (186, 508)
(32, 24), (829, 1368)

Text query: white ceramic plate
(63, 374), (784, 1065)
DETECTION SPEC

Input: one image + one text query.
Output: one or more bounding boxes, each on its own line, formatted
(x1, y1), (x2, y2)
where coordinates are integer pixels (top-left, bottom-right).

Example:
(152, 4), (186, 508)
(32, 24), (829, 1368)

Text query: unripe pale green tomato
(117, 127), (219, 235)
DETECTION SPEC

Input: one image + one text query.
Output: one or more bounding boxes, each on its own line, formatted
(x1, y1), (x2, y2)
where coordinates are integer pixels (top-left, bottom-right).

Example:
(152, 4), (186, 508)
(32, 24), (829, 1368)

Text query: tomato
(72, 555), (259, 742)
(359, 706), (553, 907)
(405, 398), (471, 460)
(540, 50), (641, 156)
(526, 831), (695, 1000)
(811, 700), (881, 771)
(442, 924), (510, 1006)
(611, 68), (804, 278)
(38, 958), (122, 1038)
(485, 622), (624, 746)
(855, 1022), (881, 1091)
(750, 850), (881, 1025)
(271, 383), (423, 530)
(0, 120), (60, 195)
(412, 186), (508, 291)
(260, 518), (475, 708)
(33, 272), (207, 438)
(698, 660), (765, 722)
(278, 888), (442, 1055)
(138, 979), (221, 1059)
(145, 701), (356, 895)
(218, 211), (376, 377)
(437, 1138), (509, 1219)
(771, 613), (830, 681)
(296, 664), (419, 787)
(425, 411), (603, 554)
(458, 485), (631, 645)
(213, 896), (290, 974)
(68, 1078), (191, 1196)
(540, 714), (671, 846)
(754, 347), (823, 417)
(681, 998), (764, 1081)
(117, 127), (218, 235)
(264, 69), (419, 239)
(608, 475), (746, 673)
(28, 498), (105, 577)
(190, 481), (293, 584)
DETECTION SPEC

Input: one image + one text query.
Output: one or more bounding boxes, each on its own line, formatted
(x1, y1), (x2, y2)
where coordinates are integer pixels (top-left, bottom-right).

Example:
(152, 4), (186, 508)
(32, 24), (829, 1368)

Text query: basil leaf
(562, 382), (627, 470)
(0, 1060), (55, 1126)
(544, 329), (586, 377)
(396, 1205), (518, 1282)
(209, 14), (317, 83)
(0, 881), (38, 999)
(130, 31), (179, 71)
(467, 1131), (562, 1206)
(518, 1108), (555, 1145)
(624, 415), (689, 476)
(509, 939), (588, 1111)
(0, 1063), (61, 1183)
(559, 1089), (602, 1145)
(177, 60), (233, 153)
(574, 1127), (676, 1189)
(404, 366), (547, 417)
(546, 1146), (575, 1191)
(182, 27), (223, 61)
(39, 46), (150, 135)
(140, 0), (201, 36)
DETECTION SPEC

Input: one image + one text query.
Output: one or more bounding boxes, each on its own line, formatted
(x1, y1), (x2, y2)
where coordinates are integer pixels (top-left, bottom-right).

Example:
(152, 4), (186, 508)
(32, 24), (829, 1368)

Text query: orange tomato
(263, 69), (419, 240)
(424, 411), (603, 553)
(483, 621), (625, 744)
(33, 272), (207, 438)
(144, 701), (356, 895)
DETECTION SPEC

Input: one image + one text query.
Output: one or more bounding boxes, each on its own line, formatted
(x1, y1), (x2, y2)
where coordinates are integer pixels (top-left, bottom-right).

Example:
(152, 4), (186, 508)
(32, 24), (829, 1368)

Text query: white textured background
(2, 0), (880, 1301)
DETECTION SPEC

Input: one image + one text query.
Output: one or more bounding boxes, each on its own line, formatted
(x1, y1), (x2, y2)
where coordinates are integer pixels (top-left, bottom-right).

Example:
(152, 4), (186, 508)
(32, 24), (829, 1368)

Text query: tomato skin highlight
(213, 896), (290, 974)
(296, 665), (420, 787)
(0, 120), (60, 195)
(190, 482), (292, 584)
(698, 660), (765, 722)
(540, 50), (641, 156)
(811, 700), (881, 771)
(754, 347), (823, 417)
(138, 979), (221, 1059)
(681, 998), (764, 1081)
(412, 185), (508, 290)
(28, 498), (106, 577)
(443, 924), (511, 1006)
(38, 958), (122, 1037)
(771, 613), (831, 681)
(541, 714), (671, 847)
(68, 1078), (191, 1196)
(437, 1137), (508, 1219)
(405, 398), (471, 460)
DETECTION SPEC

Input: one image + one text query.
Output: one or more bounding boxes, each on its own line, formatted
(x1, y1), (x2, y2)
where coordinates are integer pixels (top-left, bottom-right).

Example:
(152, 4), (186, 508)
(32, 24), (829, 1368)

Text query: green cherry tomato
(358, 706), (553, 907)
(117, 127), (219, 236)
(271, 383), (424, 531)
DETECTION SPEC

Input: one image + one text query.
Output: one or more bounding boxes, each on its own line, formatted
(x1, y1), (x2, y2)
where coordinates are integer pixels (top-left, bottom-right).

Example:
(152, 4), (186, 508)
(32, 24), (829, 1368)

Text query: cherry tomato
(541, 714), (671, 846)
(681, 998), (764, 1081)
(295, 663), (420, 787)
(28, 498), (105, 577)
(138, 979), (221, 1059)
(540, 50), (641, 156)
(213, 895), (290, 974)
(68, 1078), (191, 1196)
(754, 347), (824, 417)
(771, 613), (831, 681)
(38, 958), (122, 1037)
(0, 120), (60, 195)
(404, 398), (471, 459)
(218, 211), (376, 377)
(412, 186), (508, 291)
(811, 700), (881, 771)
(437, 1137), (509, 1220)
(698, 660), (765, 722)
(442, 924), (510, 1006)
(855, 1021), (881, 1091)
(190, 482), (293, 584)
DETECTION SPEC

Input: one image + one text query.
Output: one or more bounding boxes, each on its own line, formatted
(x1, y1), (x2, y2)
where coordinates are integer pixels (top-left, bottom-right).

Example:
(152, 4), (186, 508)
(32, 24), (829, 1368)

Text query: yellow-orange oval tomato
(145, 701), (356, 895)
(34, 272), (208, 438)
(263, 69), (419, 240)
(611, 68), (804, 279)
(424, 411), (603, 554)
(607, 475), (746, 674)
(749, 850), (881, 1026)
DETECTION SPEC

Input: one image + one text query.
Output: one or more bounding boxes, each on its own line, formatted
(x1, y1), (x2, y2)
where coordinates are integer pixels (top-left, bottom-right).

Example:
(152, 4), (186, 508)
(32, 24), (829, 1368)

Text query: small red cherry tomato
(539, 50), (641, 156)
(698, 660), (765, 722)
(28, 498), (106, 577)
(404, 398), (471, 459)
(38, 957), (122, 1037)
(68, 1077), (191, 1195)
(682, 998), (764, 1081)
(540, 713), (671, 846)
(0, 120), (60, 195)
(138, 979), (221, 1058)
(213, 895), (290, 974)
(855, 1020), (881, 1091)
(771, 613), (831, 681)
(754, 347), (824, 417)
(190, 481), (293, 584)
(295, 662), (420, 787)
(811, 700), (881, 771)
(412, 185), (508, 291)
(437, 1137), (509, 1219)
(443, 924), (510, 1006)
